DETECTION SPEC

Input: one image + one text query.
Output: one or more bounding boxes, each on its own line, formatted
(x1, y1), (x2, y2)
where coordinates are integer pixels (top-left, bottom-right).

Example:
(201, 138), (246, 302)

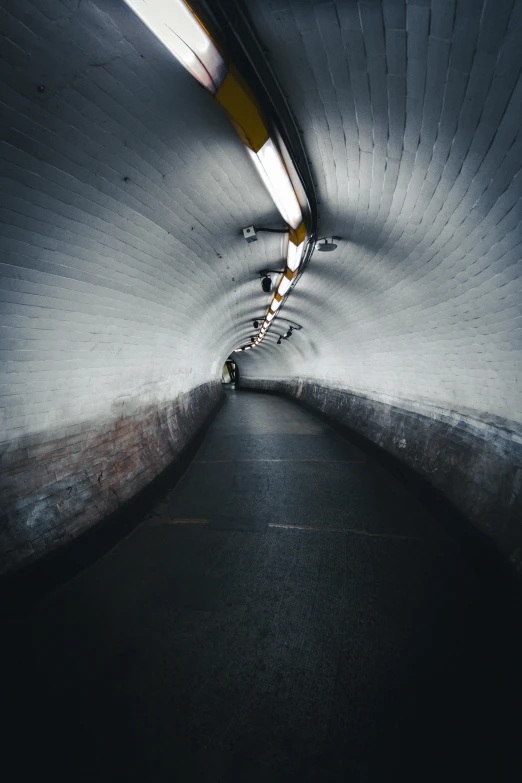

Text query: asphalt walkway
(6, 389), (520, 781)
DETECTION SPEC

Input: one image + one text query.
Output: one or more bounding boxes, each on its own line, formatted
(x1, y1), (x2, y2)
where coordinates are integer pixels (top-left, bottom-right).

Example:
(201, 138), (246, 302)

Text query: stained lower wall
(240, 378), (522, 573)
(0, 381), (223, 575)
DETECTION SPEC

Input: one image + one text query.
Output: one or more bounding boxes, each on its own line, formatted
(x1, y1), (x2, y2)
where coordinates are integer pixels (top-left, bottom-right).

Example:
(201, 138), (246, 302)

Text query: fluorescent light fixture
(287, 240), (305, 272)
(248, 138), (302, 230)
(278, 274), (292, 297)
(123, 0), (226, 93)
(270, 297), (282, 313)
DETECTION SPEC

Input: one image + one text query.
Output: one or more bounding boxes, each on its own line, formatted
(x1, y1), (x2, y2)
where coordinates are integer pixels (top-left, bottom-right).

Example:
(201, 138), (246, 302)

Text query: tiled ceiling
(0, 0), (286, 439)
(1, 0), (521, 437)
(240, 0), (522, 423)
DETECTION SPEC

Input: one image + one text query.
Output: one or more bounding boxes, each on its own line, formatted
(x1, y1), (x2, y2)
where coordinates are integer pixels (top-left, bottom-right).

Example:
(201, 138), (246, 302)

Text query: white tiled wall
(240, 0), (522, 425)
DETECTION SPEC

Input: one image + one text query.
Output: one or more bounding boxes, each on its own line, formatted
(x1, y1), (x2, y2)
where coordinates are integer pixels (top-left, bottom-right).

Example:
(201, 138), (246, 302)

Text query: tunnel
(2, 0), (522, 780)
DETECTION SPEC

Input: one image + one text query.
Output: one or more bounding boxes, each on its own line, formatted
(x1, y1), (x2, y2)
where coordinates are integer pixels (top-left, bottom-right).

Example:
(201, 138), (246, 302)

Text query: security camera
(243, 226), (257, 243)
(261, 274), (272, 293)
(277, 337), (282, 344)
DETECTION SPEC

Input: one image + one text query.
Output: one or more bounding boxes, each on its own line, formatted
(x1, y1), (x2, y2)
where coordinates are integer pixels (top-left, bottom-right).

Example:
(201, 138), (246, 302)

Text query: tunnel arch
(1, 0), (522, 574)
(235, 0), (522, 568)
(0, 0), (293, 572)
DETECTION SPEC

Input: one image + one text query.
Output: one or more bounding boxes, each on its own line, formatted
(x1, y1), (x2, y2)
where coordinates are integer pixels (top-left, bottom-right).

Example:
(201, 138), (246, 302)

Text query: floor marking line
(151, 518), (208, 525)
(194, 459), (366, 464)
(268, 523), (425, 542)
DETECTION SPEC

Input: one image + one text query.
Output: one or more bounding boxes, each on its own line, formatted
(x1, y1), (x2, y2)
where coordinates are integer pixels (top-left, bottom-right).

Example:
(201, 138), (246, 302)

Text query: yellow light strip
(247, 140), (302, 229)
(216, 66), (269, 151)
(125, 0), (310, 352)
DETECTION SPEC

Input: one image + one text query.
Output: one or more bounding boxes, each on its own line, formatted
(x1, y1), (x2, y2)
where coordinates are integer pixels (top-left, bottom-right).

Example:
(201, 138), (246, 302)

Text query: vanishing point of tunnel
(2, 1), (522, 781)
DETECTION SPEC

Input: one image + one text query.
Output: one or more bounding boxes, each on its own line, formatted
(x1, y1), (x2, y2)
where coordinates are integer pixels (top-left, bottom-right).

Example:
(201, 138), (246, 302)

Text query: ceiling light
(248, 138), (302, 230)
(278, 274), (292, 298)
(123, 0), (226, 93)
(287, 240), (305, 272)
(253, 320), (259, 329)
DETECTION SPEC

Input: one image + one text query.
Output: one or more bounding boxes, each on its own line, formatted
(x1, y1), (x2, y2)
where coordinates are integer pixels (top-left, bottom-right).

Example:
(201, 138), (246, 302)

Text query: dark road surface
(5, 389), (521, 781)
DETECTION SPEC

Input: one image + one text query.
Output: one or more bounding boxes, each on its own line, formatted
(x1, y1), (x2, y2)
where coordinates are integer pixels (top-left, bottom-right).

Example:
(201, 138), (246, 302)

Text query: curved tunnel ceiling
(238, 0), (522, 425)
(1, 0), (522, 571)
(1, 0), (288, 434)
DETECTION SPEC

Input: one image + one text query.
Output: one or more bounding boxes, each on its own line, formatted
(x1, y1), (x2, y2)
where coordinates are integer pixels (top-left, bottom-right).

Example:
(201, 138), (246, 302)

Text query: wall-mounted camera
(261, 274), (272, 292)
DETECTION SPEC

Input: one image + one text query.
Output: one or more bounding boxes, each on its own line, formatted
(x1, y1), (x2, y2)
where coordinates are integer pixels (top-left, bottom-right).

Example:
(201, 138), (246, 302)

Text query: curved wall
(238, 0), (522, 568)
(0, 0), (284, 573)
(3, 0), (522, 574)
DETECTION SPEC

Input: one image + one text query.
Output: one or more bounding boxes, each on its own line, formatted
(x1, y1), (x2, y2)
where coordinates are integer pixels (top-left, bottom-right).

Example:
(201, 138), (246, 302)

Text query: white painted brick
(0, 0), (287, 472)
(241, 0), (522, 425)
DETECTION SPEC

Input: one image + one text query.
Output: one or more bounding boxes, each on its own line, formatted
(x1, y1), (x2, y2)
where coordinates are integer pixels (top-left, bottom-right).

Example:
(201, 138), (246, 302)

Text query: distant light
(248, 138), (302, 230)
(123, 0), (226, 93)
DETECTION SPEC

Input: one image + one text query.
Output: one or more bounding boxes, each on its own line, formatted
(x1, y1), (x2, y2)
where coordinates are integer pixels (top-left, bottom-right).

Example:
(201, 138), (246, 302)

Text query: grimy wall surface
(0, 0), (286, 573)
(238, 0), (522, 570)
